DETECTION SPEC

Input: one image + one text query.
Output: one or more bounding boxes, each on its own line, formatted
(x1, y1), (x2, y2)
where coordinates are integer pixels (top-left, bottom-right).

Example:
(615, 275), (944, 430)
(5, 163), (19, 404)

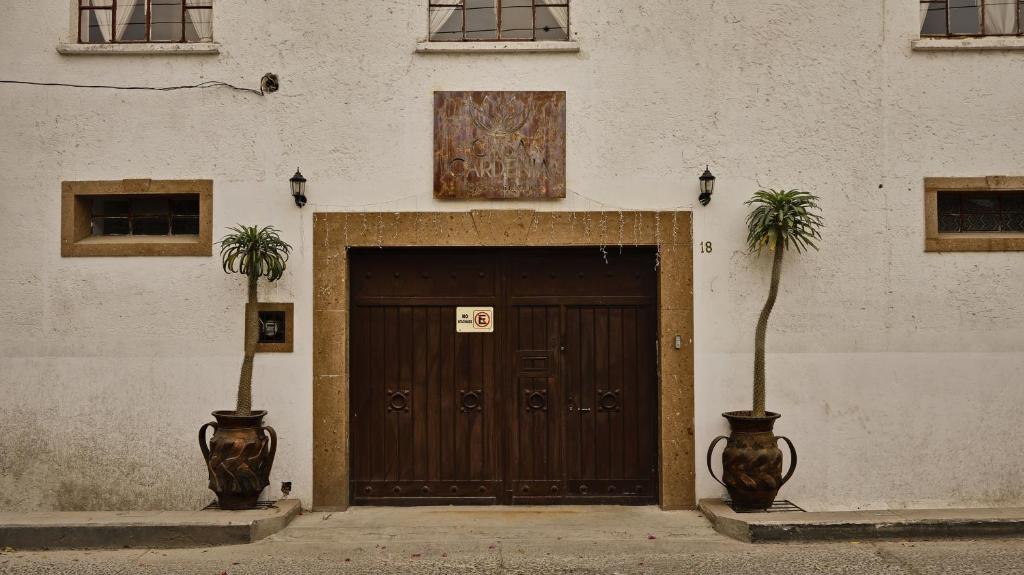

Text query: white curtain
(185, 8), (213, 41)
(430, 4), (460, 39)
(115, 0), (143, 41)
(920, 2), (931, 32)
(87, 2), (113, 42)
(546, 4), (569, 33)
(984, 0), (1017, 34)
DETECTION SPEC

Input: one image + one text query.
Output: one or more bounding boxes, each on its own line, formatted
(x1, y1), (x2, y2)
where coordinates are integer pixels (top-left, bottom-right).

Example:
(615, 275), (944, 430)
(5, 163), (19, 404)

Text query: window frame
(62, 179), (213, 257)
(428, 0), (570, 42)
(925, 177), (1024, 252)
(920, 0), (1024, 37)
(77, 0), (213, 44)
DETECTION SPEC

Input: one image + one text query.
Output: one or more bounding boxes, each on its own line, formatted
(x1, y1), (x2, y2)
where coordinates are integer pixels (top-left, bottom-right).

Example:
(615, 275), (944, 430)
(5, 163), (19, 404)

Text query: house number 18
(699, 241), (713, 254)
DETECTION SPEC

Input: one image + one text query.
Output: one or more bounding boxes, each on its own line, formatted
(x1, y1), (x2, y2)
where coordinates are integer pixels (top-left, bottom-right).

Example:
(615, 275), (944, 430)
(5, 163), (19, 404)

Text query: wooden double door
(349, 248), (659, 505)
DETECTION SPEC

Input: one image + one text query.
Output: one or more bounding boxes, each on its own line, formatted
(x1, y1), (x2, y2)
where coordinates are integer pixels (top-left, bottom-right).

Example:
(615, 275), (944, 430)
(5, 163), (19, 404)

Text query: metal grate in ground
(203, 500), (278, 510)
(724, 499), (805, 514)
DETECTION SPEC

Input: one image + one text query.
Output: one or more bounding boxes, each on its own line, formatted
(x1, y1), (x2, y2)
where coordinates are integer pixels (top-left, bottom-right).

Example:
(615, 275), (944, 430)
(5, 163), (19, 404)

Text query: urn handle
(198, 421), (218, 463)
(776, 435), (798, 487)
(705, 435), (729, 488)
(263, 425), (278, 463)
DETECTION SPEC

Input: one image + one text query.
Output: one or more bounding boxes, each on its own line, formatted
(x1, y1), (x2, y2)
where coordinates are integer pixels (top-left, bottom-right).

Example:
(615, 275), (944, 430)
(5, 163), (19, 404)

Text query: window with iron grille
(90, 195), (200, 237)
(920, 1), (1024, 36)
(924, 177), (1024, 252)
(78, 0), (213, 44)
(937, 192), (1024, 233)
(429, 1), (570, 41)
(62, 179), (212, 257)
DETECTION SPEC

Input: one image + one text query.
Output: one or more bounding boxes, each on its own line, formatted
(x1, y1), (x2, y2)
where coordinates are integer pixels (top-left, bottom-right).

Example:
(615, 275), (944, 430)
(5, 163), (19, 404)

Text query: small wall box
(246, 303), (294, 353)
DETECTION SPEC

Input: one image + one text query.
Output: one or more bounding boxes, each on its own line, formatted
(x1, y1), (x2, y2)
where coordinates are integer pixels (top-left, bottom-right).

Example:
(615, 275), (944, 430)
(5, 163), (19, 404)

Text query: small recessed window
(62, 179), (212, 257)
(248, 303), (294, 353)
(925, 177), (1024, 252)
(429, 0), (570, 42)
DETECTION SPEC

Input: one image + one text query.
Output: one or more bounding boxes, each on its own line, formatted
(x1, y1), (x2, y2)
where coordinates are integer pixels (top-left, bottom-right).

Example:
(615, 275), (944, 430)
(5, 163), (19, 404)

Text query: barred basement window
(937, 191), (1024, 233)
(91, 196), (200, 236)
(62, 179), (212, 257)
(429, 1), (570, 41)
(78, 0), (213, 44)
(925, 177), (1024, 252)
(920, 0), (1024, 36)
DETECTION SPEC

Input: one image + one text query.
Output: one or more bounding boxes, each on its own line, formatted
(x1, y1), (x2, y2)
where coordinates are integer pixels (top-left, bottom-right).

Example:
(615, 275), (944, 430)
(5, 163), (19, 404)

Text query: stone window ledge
(912, 37), (1024, 51)
(57, 42), (220, 56)
(415, 40), (579, 54)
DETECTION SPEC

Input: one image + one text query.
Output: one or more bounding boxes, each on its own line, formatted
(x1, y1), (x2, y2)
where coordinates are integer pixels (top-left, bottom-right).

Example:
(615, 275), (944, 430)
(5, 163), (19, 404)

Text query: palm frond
(744, 189), (824, 255)
(219, 225), (292, 282)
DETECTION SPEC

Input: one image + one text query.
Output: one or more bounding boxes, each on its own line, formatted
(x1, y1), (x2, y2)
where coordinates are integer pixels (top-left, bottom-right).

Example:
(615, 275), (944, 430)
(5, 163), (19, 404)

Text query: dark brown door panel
(349, 248), (657, 505)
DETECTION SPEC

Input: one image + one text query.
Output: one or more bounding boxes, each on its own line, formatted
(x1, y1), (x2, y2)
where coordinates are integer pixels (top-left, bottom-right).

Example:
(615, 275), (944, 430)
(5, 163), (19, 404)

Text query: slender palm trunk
(236, 272), (258, 416)
(753, 230), (784, 417)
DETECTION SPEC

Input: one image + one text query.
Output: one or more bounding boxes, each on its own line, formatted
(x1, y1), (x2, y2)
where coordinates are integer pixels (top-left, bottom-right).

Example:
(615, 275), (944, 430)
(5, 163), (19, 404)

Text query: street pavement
(1, 506), (1022, 574)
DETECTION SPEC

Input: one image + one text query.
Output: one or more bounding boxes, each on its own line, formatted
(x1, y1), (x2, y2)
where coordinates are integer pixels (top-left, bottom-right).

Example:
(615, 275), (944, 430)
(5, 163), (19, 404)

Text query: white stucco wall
(1, 0), (1022, 512)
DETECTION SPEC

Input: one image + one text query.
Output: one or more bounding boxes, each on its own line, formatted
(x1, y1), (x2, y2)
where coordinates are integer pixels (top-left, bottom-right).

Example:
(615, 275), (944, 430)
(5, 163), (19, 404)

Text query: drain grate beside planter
(203, 500), (279, 511)
(724, 499), (805, 514)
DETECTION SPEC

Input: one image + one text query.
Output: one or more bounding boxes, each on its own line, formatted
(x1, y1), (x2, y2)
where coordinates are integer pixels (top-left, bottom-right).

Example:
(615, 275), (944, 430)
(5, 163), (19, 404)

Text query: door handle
(578, 407), (592, 413)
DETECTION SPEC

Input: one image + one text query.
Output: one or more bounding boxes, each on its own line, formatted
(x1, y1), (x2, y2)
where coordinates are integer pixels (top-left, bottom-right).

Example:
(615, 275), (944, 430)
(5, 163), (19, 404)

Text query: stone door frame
(312, 210), (694, 510)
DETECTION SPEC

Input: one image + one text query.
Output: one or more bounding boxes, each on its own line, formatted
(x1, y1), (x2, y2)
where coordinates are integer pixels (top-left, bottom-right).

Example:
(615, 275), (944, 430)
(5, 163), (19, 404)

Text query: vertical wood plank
(595, 307), (610, 480)
(384, 307), (399, 482)
(565, 306), (581, 480)
(428, 307), (442, 482)
(580, 306), (596, 480)
(413, 307), (428, 480)
(469, 335), (484, 480)
(622, 306), (639, 479)
(609, 306), (624, 480)
(441, 306), (455, 481)
(399, 307), (415, 481)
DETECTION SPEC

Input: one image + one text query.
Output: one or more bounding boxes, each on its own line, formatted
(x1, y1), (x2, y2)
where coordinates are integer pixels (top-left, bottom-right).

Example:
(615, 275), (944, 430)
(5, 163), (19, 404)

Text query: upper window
(920, 1), (1024, 36)
(78, 0), (213, 44)
(429, 1), (569, 42)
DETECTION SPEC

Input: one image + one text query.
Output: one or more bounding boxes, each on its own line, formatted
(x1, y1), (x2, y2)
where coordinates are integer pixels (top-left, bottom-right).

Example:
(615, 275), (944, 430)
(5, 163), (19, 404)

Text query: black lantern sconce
(698, 165), (716, 206)
(290, 168), (307, 208)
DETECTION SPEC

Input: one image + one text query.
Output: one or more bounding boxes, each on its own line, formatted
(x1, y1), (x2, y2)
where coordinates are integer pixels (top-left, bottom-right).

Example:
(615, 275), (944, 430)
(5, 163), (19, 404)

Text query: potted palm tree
(199, 225), (291, 510)
(707, 189), (824, 510)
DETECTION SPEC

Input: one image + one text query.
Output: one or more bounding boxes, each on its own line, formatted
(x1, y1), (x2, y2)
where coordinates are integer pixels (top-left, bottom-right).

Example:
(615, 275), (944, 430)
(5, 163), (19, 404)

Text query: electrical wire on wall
(0, 73), (279, 96)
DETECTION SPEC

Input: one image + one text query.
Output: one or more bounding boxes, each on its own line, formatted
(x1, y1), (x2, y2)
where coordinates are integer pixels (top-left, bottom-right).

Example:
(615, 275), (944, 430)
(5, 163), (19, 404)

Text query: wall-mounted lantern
(698, 166), (716, 206)
(290, 168), (307, 208)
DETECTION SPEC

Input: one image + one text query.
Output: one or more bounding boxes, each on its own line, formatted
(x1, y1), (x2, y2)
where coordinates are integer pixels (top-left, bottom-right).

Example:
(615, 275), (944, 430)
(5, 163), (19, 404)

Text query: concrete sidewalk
(699, 498), (1024, 542)
(0, 499), (300, 550)
(1, 506), (1023, 574)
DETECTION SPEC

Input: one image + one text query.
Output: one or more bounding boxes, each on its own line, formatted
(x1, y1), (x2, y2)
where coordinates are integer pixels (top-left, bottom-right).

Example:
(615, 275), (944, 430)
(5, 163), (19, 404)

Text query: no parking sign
(456, 307), (494, 333)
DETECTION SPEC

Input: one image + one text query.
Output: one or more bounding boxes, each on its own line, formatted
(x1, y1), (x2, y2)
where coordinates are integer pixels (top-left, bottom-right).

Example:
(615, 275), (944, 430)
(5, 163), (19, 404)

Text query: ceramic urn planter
(199, 410), (277, 510)
(707, 411), (797, 511)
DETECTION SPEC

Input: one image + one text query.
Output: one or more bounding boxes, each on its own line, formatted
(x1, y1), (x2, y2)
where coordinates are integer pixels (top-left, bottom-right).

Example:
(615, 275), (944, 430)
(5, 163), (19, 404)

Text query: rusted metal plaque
(434, 91), (566, 200)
